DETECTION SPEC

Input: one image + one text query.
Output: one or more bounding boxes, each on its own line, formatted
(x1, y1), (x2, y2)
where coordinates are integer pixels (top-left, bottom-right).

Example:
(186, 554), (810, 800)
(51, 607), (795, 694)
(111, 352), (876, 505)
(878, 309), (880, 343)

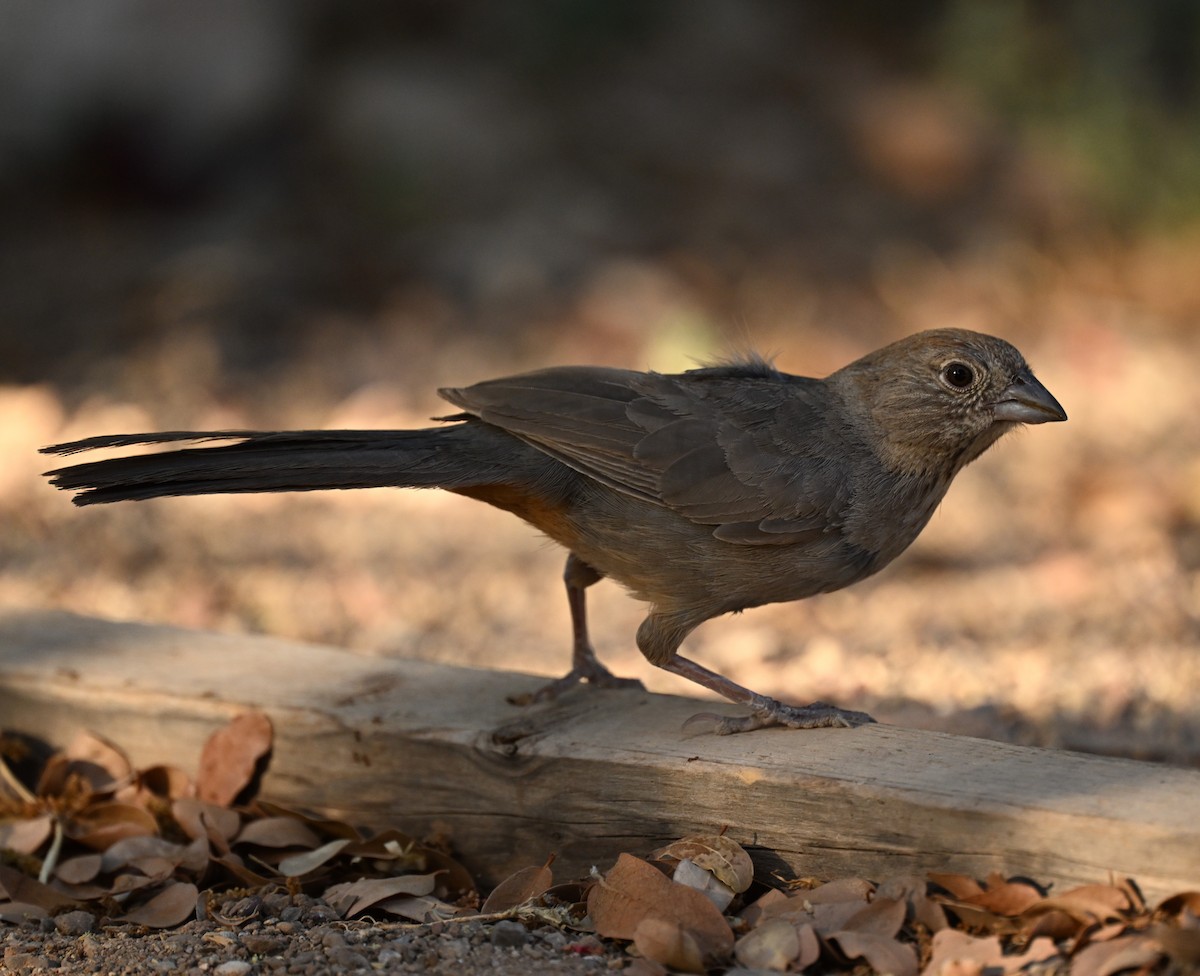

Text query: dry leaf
(1024, 884), (1130, 925)
(0, 863), (78, 912)
(966, 880), (1042, 915)
(277, 838), (352, 877)
(1070, 934), (1163, 976)
(324, 873), (439, 918)
(234, 816), (322, 850)
(136, 764), (192, 800)
(841, 896), (907, 938)
(173, 798), (241, 847)
(651, 834), (754, 893)
(121, 882), (200, 928)
(0, 814), (52, 855)
(56, 853), (103, 886)
(928, 873), (985, 900)
(376, 893), (463, 922)
(634, 917), (705, 973)
(0, 902), (49, 924)
(734, 916), (802, 970)
(65, 802), (158, 849)
(802, 878), (875, 905)
(254, 802), (361, 840)
(481, 861), (554, 913)
(829, 930), (918, 976)
(921, 930), (1004, 976)
(588, 854), (733, 963)
(741, 888), (792, 926)
(195, 711), (272, 807)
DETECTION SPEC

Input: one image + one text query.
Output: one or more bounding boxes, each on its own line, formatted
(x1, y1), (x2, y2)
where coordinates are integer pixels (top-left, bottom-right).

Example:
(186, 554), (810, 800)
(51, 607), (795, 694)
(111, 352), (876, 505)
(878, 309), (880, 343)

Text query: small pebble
(489, 920), (530, 948)
(55, 910), (97, 936)
(213, 962), (252, 976)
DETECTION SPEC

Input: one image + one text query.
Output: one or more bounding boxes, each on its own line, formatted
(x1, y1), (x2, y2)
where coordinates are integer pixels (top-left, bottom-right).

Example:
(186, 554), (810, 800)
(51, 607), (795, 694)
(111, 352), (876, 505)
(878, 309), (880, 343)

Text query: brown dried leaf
(734, 916), (802, 970)
(212, 853), (272, 887)
(253, 802), (362, 840)
(1153, 921), (1200, 965)
(136, 765), (192, 800)
(966, 880), (1042, 916)
(828, 930), (918, 976)
(277, 838), (352, 878)
(1024, 884), (1130, 925)
(0, 901), (49, 924)
(344, 828), (418, 859)
(1159, 891), (1200, 917)
(802, 878), (875, 904)
(1070, 934), (1163, 976)
(921, 930), (1004, 976)
(588, 854), (733, 963)
(811, 899), (872, 937)
(121, 881), (200, 928)
(651, 834), (754, 893)
(195, 711), (272, 807)
(843, 896), (907, 938)
(0, 863), (79, 912)
(234, 816), (322, 850)
(634, 917), (705, 973)
(0, 814), (52, 854)
(928, 873), (985, 900)
(880, 875), (948, 933)
(325, 873), (439, 918)
(419, 848), (475, 899)
(376, 893), (464, 922)
(100, 836), (192, 873)
(67, 802), (158, 849)
(741, 888), (792, 926)
(56, 853), (103, 886)
(172, 798), (240, 847)
(481, 862), (554, 913)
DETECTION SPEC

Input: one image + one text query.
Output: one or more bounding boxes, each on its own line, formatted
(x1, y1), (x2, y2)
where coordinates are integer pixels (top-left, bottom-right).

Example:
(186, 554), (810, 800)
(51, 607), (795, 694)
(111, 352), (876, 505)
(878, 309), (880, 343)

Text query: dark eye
(942, 362), (976, 389)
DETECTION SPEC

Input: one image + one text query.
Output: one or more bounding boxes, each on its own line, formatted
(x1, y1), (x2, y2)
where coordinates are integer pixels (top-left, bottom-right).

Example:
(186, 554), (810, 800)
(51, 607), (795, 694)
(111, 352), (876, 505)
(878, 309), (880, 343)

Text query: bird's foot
(684, 697), (876, 736)
(508, 661), (645, 706)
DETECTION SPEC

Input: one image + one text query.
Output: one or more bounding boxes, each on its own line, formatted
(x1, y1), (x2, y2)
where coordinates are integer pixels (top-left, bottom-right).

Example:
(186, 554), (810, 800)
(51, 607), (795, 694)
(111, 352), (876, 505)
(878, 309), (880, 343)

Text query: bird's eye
(942, 362), (976, 390)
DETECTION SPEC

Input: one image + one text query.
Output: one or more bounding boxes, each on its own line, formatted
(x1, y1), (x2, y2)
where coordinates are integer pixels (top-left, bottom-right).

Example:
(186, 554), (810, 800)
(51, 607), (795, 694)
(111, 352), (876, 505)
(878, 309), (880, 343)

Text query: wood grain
(1, 610), (1196, 899)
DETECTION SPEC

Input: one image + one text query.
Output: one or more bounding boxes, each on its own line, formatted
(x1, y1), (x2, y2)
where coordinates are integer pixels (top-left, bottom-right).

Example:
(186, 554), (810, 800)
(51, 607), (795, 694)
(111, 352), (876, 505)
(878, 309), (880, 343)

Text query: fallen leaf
(842, 896), (907, 938)
(253, 802), (361, 840)
(172, 798), (240, 848)
(195, 711), (272, 807)
(966, 880), (1042, 915)
(0, 814), (52, 855)
(277, 838), (351, 877)
(734, 916), (801, 970)
(0, 863), (78, 912)
(921, 930), (1004, 976)
(324, 873), (439, 918)
(928, 873), (985, 900)
(55, 853), (103, 886)
(651, 834), (754, 892)
(136, 765), (192, 800)
(829, 930), (918, 976)
(234, 817), (322, 850)
(121, 882), (200, 928)
(1070, 934), (1163, 976)
(65, 802), (158, 849)
(376, 893), (463, 922)
(588, 854), (733, 963)
(1024, 884), (1130, 926)
(802, 878), (875, 905)
(0, 902), (49, 924)
(481, 861), (554, 913)
(635, 917), (705, 973)
(741, 888), (792, 926)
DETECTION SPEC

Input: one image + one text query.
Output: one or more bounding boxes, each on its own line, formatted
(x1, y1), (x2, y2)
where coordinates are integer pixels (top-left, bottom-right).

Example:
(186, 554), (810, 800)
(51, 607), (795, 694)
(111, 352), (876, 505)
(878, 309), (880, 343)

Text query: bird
(42, 328), (1066, 734)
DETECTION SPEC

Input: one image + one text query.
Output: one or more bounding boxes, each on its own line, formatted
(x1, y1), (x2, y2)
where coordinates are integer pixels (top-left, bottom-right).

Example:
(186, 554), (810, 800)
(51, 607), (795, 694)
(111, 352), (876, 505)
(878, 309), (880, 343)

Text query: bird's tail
(41, 426), (488, 506)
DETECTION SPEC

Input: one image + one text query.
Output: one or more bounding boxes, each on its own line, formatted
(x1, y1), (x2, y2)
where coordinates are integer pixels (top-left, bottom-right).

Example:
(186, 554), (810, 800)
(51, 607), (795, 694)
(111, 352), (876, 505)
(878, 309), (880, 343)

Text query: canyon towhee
(43, 328), (1066, 733)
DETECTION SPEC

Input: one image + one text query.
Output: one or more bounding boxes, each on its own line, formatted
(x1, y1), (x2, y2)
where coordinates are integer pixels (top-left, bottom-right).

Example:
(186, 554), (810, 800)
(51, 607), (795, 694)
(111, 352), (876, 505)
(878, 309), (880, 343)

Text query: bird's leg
(509, 554), (645, 705)
(663, 655), (875, 735)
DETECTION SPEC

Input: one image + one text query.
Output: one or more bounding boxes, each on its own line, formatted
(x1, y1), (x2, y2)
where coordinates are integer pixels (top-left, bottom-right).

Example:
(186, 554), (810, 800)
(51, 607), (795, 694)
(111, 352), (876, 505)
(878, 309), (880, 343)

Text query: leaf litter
(2, 718), (1199, 972)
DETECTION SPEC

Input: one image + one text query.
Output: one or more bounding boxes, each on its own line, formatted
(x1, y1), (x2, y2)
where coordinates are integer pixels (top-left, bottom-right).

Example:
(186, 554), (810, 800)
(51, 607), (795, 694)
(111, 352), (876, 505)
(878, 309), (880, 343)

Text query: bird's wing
(439, 363), (855, 546)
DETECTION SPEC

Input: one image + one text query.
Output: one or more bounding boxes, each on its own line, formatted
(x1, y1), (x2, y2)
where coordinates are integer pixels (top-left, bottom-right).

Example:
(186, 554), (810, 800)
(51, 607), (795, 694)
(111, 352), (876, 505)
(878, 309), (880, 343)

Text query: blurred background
(2, 0), (1198, 763)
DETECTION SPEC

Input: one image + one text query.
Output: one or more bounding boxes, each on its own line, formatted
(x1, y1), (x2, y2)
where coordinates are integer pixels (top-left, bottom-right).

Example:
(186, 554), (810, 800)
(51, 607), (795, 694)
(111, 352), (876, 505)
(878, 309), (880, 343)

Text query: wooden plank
(1, 610), (1197, 900)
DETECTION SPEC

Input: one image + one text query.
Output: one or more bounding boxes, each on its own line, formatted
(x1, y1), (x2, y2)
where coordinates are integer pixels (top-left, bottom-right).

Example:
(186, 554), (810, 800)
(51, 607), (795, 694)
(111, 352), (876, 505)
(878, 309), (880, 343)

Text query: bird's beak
(992, 368), (1067, 424)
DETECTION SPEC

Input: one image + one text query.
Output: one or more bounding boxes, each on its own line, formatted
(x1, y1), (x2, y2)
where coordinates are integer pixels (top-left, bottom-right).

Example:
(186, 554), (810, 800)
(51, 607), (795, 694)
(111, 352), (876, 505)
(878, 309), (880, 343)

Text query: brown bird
(42, 329), (1066, 733)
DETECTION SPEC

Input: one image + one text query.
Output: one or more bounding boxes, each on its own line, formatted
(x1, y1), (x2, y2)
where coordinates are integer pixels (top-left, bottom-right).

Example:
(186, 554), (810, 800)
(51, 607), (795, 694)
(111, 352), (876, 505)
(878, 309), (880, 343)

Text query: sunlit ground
(4, 241), (1199, 765)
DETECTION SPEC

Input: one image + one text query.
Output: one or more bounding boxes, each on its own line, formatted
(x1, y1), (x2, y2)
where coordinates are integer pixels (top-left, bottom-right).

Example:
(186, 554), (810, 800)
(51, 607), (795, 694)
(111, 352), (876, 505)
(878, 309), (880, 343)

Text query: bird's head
(831, 328), (1067, 476)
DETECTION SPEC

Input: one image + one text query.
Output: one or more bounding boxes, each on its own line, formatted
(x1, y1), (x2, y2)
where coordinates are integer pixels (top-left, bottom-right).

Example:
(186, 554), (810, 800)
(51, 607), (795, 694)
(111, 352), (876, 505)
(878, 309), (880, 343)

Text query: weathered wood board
(1, 610), (1197, 900)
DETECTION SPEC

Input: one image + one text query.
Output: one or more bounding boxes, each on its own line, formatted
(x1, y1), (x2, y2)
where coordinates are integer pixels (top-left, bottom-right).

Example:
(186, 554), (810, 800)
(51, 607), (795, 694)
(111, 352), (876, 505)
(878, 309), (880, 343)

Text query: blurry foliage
(934, 0), (1200, 227)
